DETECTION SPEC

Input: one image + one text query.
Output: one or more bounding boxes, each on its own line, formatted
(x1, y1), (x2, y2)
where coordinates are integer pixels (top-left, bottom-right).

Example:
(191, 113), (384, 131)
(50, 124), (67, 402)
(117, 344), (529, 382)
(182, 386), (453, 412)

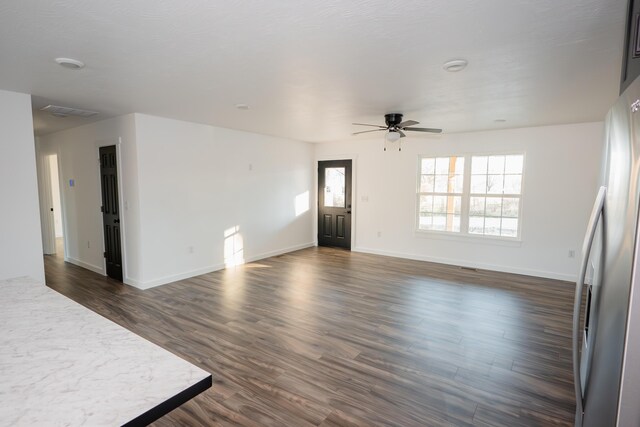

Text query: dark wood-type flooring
(45, 243), (577, 426)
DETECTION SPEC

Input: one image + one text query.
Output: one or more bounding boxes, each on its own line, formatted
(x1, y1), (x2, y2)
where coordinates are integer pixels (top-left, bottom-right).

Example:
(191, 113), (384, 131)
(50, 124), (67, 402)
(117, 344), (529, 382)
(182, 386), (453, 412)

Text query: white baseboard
(134, 263), (226, 290)
(135, 241), (316, 290)
(123, 276), (144, 288)
(244, 241), (316, 263)
(353, 246), (576, 282)
(65, 256), (106, 276)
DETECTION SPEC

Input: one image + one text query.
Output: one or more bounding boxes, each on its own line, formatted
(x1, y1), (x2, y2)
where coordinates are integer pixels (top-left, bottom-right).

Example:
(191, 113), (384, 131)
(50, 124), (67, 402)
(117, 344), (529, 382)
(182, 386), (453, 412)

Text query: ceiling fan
(352, 113), (442, 151)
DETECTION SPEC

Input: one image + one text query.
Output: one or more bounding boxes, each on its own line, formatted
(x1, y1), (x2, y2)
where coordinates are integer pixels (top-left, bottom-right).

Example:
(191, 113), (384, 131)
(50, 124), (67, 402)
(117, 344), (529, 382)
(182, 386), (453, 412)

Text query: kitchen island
(0, 277), (211, 426)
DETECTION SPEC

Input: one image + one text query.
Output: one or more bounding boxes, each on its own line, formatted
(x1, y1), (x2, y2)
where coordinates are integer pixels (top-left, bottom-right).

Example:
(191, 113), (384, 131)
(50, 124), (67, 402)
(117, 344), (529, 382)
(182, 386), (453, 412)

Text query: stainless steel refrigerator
(574, 75), (640, 426)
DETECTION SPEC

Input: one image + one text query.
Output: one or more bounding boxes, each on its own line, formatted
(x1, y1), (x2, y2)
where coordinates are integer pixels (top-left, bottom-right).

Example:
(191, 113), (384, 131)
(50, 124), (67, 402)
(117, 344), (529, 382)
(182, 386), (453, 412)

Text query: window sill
(414, 229), (523, 247)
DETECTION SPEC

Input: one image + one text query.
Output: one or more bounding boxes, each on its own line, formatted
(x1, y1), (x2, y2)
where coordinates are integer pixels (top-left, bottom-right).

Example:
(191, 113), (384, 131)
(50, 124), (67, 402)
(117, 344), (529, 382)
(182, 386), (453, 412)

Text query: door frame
(35, 140), (69, 257)
(49, 153), (67, 256)
(37, 149), (56, 255)
(54, 151), (72, 264)
(314, 154), (357, 250)
(95, 137), (128, 283)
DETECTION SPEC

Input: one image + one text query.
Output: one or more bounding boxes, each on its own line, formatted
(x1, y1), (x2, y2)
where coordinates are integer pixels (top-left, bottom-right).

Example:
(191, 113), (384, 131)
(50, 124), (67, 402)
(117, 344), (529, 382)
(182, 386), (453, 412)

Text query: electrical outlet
(87, 241), (90, 249)
(248, 163), (253, 171)
(377, 231), (382, 238)
(568, 249), (576, 258)
(188, 246), (194, 254)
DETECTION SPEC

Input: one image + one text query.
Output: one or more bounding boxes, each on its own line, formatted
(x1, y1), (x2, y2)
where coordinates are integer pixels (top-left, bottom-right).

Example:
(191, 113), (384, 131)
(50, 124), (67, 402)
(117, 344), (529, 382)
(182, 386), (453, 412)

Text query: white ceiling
(0, 0), (626, 141)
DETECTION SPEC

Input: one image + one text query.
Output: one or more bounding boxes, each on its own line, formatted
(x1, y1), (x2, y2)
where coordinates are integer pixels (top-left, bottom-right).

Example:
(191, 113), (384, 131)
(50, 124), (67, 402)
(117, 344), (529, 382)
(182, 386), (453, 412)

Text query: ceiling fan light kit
(386, 130), (401, 142)
(384, 130), (402, 151)
(352, 113), (442, 151)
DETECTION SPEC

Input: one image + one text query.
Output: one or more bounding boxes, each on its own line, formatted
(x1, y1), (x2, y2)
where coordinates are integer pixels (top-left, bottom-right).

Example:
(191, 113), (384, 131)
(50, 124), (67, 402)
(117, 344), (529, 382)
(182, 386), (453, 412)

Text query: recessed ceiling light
(235, 104), (250, 110)
(494, 119), (507, 123)
(443, 59), (468, 72)
(55, 57), (85, 70)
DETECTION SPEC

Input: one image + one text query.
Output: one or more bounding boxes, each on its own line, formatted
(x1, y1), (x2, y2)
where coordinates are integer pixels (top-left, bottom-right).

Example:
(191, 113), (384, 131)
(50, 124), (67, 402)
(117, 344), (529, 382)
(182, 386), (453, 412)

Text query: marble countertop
(0, 277), (211, 426)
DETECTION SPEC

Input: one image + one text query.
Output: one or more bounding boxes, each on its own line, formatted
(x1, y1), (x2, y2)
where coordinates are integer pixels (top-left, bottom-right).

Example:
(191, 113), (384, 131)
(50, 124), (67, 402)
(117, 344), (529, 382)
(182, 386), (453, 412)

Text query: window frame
(415, 151), (526, 241)
(415, 156), (465, 233)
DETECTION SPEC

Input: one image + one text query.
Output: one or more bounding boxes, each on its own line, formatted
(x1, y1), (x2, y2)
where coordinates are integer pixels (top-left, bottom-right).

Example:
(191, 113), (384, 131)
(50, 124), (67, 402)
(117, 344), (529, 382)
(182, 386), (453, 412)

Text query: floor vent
(40, 104), (99, 118)
(460, 266), (479, 272)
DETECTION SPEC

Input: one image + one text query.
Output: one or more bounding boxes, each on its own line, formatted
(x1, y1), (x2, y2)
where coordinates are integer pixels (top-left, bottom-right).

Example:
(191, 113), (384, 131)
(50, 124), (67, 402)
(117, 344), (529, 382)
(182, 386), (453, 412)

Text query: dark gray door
(318, 160), (352, 249)
(99, 145), (123, 281)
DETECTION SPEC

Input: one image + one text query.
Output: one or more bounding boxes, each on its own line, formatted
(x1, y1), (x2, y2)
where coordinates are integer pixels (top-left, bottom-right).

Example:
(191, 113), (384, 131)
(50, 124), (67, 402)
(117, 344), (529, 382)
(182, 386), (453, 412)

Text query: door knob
(114, 219), (120, 224)
(346, 210), (352, 214)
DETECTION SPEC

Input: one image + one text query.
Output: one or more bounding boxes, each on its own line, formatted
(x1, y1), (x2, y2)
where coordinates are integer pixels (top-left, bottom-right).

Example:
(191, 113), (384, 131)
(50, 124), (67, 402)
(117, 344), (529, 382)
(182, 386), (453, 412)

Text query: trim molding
(122, 374), (212, 426)
(123, 276), (144, 288)
(65, 256), (106, 276)
(135, 241), (316, 290)
(135, 263), (226, 290)
(244, 241), (315, 263)
(353, 246), (576, 282)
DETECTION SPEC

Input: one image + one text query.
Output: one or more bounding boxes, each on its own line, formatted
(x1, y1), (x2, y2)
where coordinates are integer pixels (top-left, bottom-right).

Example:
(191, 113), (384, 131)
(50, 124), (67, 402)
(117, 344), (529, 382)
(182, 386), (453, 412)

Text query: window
(418, 157), (464, 232)
(417, 153), (524, 239)
(469, 155), (523, 237)
(324, 167), (345, 207)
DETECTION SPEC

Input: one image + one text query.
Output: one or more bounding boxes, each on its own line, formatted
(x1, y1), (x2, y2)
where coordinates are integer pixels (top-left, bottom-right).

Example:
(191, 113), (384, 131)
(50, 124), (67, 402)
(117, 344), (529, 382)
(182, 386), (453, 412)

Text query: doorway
(318, 160), (352, 249)
(99, 145), (123, 281)
(39, 153), (65, 257)
(49, 155), (64, 256)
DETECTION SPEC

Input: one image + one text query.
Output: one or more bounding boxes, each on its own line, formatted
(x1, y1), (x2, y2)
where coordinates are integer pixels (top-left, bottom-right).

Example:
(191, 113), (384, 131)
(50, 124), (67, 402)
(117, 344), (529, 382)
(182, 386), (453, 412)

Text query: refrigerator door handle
(573, 185), (606, 425)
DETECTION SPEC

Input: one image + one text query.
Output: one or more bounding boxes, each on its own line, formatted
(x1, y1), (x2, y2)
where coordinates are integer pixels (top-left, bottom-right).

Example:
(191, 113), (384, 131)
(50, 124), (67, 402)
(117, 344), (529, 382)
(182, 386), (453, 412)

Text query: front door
(99, 145), (123, 281)
(318, 160), (352, 249)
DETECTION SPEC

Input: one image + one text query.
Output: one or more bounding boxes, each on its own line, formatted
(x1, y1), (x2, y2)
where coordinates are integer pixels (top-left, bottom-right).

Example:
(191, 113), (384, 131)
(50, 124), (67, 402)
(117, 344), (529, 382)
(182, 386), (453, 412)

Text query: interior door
(99, 145), (123, 281)
(318, 160), (352, 249)
(37, 152), (57, 255)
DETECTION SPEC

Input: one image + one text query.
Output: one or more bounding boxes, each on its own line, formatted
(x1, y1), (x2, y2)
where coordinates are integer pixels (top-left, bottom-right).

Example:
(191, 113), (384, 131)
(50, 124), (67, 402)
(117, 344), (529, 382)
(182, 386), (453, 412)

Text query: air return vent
(40, 104), (99, 118)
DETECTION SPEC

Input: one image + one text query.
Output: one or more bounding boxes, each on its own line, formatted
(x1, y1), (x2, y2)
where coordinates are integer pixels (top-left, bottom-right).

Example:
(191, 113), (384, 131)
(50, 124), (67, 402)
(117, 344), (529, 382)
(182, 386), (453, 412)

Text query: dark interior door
(99, 145), (123, 281)
(318, 160), (352, 249)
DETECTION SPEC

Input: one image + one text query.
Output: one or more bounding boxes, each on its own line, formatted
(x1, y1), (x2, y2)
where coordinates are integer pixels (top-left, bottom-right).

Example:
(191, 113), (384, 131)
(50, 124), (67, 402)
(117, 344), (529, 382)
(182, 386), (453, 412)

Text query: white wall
(315, 122), (604, 281)
(38, 115), (142, 282)
(0, 90), (44, 282)
(134, 114), (314, 288)
(39, 113), (314, 289)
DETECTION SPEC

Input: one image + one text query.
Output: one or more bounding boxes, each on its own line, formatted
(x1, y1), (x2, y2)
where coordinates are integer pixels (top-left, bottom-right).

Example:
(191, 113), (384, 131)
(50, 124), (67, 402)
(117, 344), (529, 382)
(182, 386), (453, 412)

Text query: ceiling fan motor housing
(385, 113), (403, 127)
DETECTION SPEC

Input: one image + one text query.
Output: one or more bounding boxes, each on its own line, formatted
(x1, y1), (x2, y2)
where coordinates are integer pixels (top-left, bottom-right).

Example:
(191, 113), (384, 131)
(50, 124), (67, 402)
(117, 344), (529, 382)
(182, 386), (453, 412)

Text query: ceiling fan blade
(404, 127), (443, 133)
(398, 120), (419, 128)
(352, 123), (387, 128)
(352, 129), (387, 135)
(398, 130), (406, 138)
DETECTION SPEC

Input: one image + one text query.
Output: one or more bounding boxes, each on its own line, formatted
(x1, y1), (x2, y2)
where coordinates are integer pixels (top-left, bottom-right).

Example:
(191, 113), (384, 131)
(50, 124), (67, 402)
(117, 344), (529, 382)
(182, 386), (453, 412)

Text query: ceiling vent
(40, 104), (99, 118)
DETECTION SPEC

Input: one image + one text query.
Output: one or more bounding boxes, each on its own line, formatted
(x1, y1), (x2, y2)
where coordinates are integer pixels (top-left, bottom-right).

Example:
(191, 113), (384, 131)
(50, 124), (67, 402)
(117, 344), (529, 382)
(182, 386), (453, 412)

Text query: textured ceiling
(0, 0), (626, 141)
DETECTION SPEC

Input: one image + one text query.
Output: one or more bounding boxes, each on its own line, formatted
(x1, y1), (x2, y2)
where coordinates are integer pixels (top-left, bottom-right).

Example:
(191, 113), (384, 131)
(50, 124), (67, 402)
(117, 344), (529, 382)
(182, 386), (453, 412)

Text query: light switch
(69, 179), (75, 187)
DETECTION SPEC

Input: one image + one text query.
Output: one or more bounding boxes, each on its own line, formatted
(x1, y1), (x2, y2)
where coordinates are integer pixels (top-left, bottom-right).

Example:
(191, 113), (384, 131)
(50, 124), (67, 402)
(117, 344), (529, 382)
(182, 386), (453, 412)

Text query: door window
(324, 167), (346, 208)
